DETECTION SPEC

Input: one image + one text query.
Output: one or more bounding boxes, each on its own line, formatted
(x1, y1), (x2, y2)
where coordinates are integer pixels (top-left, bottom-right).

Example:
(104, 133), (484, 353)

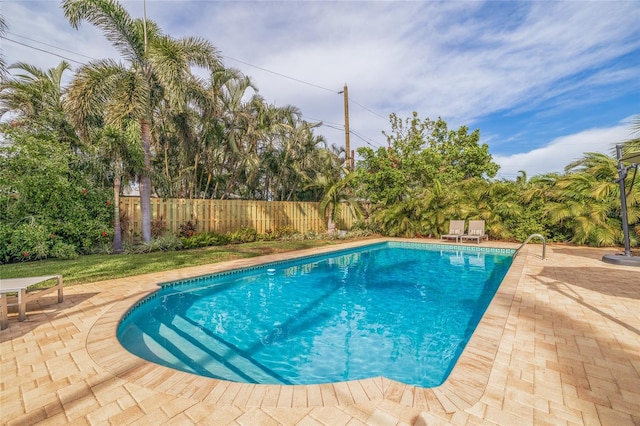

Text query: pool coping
(85, 238), (525, 414)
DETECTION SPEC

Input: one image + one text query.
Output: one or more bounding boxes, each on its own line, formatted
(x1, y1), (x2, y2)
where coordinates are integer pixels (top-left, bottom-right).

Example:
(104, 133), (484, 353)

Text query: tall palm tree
(63, 0), (221, 242)
(97, 121), (144, 252)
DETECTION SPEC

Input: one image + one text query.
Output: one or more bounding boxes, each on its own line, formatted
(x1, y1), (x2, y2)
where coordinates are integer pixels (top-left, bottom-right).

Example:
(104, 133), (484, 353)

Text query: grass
(0, 240), (343, 286)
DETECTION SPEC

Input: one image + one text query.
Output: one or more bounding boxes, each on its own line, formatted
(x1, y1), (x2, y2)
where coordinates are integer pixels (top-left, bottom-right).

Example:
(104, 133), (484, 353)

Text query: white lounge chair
(0, 275), (63, 330)
(441, 220), (465, 243)
(460, 220), (489, 244)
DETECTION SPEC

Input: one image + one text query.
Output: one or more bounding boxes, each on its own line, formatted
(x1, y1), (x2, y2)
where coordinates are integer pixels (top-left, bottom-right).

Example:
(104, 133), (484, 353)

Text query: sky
(2, 0), (639, 179)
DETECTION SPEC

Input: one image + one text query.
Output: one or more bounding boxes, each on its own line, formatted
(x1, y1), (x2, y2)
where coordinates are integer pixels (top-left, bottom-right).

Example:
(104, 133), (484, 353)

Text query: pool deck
(1, 238), (639, 425)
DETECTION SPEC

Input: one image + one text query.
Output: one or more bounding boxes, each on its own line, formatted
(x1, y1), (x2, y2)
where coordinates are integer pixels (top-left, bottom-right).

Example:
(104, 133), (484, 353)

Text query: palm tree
(63, 0), (221, 242)
(309, 165), (363, 234)
(98, 121), (144, 252)
(0, 61), (78, 146)
(0, 15), (7, 78)
(544, 152), (623, 246)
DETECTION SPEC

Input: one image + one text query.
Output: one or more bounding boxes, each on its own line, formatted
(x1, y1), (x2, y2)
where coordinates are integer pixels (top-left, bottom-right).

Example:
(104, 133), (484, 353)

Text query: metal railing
(515, 233), (546, 259)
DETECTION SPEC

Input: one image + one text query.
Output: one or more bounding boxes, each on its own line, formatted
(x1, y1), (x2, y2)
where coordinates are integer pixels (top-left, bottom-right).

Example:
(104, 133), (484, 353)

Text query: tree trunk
(327, 214), (336, 235)
(112, 173), (123, 254)
(140, 119), (152, 242)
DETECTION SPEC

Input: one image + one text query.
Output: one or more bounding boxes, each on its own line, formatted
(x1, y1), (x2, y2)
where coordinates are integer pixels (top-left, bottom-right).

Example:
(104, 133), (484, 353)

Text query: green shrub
(50, 241), (79, 260)
(7, 221), (52, 261)
(133, 233), (183, 253)
(181, 232), (230, 249)
(274, 225), (297, 239)
(351, 220), (381, 234)
(228, 226), (259, 243)
(0, 223), (11, 264)
(0, 129), (112, 262)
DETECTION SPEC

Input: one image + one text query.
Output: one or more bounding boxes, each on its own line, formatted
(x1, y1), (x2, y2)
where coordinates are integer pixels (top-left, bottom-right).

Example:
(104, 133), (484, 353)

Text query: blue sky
(2, 0), (639, 179)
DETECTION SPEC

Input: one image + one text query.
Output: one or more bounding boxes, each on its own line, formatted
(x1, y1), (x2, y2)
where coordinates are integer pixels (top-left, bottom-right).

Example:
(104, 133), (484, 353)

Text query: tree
(427, 117), (499, 182)
(309, 159), (363, 233)
(96, 121), (144, 252)
(0, 61), (78, 146)
(544, 152), (627, 246)
(0, 15), (7, 78)
(0, 125), (112, 261)
(63, 0), (222, 242)
(356, 113), (500, 206)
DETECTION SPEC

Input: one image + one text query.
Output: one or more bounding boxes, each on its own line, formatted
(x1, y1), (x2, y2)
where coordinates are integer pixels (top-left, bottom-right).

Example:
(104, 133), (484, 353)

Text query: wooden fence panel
(120, 197), (359, 238)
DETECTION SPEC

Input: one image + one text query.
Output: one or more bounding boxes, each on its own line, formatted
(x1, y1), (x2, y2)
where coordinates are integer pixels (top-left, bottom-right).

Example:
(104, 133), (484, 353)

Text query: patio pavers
(1, 239), (639, 425)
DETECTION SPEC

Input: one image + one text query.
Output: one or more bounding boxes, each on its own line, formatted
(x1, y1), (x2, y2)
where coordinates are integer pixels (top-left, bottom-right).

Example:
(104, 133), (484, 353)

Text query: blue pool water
(118, 242), (514, 388)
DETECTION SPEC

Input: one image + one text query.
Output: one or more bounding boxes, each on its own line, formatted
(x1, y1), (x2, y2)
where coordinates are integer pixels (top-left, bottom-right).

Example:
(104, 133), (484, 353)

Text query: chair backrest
(448, 220), (465, 235)
(468, 220), (485, 236)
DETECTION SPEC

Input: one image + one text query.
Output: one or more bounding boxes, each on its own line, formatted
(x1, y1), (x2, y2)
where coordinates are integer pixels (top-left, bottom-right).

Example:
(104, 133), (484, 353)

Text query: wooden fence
(120, 197), (360, 237)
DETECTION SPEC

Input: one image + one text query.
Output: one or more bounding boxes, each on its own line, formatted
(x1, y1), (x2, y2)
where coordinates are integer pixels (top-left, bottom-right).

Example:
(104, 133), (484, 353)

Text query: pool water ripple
(118, 242), (514, 388)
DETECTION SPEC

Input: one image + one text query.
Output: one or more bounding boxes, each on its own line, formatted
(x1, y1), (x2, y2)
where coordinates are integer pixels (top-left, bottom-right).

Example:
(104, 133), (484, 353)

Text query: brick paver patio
(1, 239), (639, 425)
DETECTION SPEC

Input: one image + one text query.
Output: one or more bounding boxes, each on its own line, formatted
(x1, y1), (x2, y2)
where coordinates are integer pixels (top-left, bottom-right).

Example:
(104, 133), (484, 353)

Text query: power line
(6, 31), (97, 61)
(0, 36), (86, 65)
(222, 58), (390, 125)
(303, 114), (385, 149)
(348, 97), (389, 122)
(4, 31), (388, 147)
(222, 55), (338, 94)
(301, 115), (344, 128)
(349, 127), (385, 149)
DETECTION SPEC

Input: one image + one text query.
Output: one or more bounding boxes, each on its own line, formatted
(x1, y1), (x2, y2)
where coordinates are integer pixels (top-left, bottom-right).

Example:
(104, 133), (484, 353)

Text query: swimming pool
(117, 241), (514, 388)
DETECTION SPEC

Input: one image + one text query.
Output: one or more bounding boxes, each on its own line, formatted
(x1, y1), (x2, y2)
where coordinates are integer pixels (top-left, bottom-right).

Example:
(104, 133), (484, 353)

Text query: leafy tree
(313, 170), (363, 233)
(427, 117), (499, 182)
(0, 61), (79, 147)
(96, 121), (144, 252)
(0, 126), (111, 261)
(543, 152), (631, 246)
(356, 113), (499, 206)
(63, 0), (222, 242)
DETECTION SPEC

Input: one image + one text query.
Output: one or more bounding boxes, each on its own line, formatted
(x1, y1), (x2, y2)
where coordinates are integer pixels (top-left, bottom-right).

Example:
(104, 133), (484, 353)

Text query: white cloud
(2, 0), (639, 164)
(493, 119), (636, 179)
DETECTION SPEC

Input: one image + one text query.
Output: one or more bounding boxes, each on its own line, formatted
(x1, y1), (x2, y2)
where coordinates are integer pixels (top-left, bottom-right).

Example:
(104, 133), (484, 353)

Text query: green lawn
(0, 240), (342, 286)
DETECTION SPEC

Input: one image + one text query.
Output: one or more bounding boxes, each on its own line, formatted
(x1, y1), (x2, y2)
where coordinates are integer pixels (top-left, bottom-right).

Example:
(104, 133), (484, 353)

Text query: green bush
(6, 221), (52, 261)
(50, 241), (79, 260)
(274, 225), (297, 239)
(0, 223), (11, 264)
(228, 226), (259, 243)
(133, 233), (183, 253)
(0, 130), (113, 262)
(181, 232), (230, 249)
(351, 220), (381, 234)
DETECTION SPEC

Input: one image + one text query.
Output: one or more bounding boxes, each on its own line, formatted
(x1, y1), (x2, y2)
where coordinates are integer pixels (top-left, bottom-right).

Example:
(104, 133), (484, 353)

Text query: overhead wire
(348, 97), (389, 122)
(3, 30), (389, 149)
(1, 36), (87, 65)
(6, 31), (97, 61)
(222, 55), (338, 94)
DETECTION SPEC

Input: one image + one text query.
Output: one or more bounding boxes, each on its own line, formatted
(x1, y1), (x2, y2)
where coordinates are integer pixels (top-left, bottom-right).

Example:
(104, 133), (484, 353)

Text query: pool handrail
(515, 234), (546, 259)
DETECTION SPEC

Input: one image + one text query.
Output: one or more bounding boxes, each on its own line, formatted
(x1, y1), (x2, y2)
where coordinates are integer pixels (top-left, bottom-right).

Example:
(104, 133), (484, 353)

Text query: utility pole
(340, 84), (352, 171)
(143, 0), (148, 52)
